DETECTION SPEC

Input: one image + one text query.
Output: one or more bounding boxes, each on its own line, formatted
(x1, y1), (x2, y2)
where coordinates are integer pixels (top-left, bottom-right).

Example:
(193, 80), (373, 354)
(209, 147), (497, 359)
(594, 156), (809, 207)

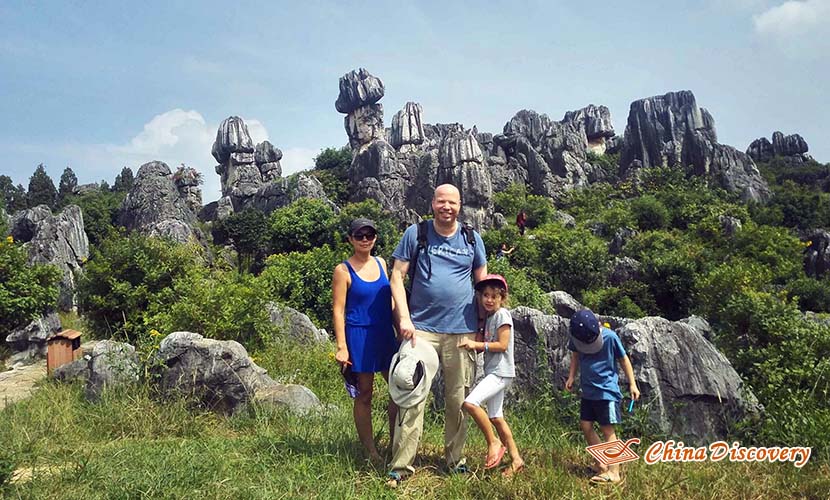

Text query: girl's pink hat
(475, 274), (508, 292)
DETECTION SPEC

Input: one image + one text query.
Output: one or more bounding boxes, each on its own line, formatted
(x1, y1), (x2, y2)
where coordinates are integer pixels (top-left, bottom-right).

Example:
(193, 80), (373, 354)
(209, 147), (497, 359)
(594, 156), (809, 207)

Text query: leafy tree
(0, 176), (27, 212)
(212, 208), (270, 273)
(310, 147), (352, 206)
(77, 231), (203, 342)
(0, 236), (61, 332)
(493, 183), (556, 229)
(27, 164), (58, 209)
(71, 190), (125, 246)
(532, 223), (608, 297)
(269, 198), (339, 254)
(113, 167), (135, 193)
(58, 167), (78, 201)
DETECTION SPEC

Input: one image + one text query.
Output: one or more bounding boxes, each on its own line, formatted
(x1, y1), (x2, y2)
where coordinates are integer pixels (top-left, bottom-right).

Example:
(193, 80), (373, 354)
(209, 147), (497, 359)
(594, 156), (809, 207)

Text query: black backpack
(406, 220), (477, 298)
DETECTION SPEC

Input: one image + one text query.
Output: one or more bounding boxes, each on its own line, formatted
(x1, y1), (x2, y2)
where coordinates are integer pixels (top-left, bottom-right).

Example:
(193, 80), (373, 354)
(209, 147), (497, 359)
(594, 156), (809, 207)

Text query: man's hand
(565, 376), (574, 392)
(457, 338), (475, 351)
(399, 318), (416, 346)
(630, 383), (641, 401)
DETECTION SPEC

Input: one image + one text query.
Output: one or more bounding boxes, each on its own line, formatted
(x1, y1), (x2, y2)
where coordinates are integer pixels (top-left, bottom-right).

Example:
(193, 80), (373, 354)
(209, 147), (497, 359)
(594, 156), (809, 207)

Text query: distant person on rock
(386, 184), (487, 487)
(516, 209), (527, 236)
(565, 309), (640, 485)
(496, 242), (515, 260)
(332, 218), (399, 465)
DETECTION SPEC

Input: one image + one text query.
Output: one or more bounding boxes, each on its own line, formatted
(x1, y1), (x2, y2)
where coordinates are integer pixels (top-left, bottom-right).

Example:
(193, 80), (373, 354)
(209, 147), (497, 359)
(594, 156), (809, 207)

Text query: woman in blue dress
(332, 218), (399, 464)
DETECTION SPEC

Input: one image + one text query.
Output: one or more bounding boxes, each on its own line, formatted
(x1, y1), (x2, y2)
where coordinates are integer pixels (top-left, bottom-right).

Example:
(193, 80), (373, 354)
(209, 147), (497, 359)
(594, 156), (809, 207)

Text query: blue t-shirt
(568, 328), (627, 401)
(392, 221), (487, 333)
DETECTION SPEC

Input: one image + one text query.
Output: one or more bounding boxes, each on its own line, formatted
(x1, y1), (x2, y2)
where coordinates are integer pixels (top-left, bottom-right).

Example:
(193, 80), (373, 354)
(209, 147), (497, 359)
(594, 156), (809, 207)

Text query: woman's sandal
(590, 473), (624, 485)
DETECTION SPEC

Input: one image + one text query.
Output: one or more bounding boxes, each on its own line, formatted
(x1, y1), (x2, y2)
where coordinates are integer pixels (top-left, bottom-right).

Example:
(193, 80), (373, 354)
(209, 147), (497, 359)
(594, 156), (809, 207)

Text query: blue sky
(2, 0), (828, 202)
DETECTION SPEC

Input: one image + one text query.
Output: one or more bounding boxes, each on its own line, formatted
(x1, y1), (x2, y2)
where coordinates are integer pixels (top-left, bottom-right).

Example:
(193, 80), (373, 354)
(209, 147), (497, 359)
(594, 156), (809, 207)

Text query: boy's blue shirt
(568, 327), (626, 402)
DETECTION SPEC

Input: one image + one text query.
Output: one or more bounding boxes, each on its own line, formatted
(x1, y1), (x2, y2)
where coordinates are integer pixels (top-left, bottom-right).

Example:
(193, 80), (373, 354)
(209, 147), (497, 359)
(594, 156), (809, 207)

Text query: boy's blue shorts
(580, 398), (622, 425)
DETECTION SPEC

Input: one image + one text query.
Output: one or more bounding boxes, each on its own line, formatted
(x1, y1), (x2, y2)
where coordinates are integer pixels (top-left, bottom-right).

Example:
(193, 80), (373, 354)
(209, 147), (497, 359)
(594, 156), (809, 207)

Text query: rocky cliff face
(510, 306), (760, 443)
(11, 204), (89, 310)
(747, 131), (812, 165)
(619, 90), (770, 202)
(119, 161), (201, 244)
(206, 116), (329, 220)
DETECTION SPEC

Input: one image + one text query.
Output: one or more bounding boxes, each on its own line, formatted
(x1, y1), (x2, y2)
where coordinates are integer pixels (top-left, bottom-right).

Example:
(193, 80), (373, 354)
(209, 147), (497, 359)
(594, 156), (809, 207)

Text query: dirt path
(0, 359), (47, 411)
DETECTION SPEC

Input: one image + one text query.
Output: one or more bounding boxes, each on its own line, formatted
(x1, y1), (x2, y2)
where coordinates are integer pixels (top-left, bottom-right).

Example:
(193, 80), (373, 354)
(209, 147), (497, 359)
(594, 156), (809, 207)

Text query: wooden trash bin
(47, 329), (83, 375)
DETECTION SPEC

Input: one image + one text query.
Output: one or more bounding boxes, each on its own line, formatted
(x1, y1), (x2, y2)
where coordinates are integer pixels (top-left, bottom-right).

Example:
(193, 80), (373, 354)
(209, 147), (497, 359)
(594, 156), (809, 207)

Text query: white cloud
(753, 0), (830, 37)
(281, 147), (318, 175)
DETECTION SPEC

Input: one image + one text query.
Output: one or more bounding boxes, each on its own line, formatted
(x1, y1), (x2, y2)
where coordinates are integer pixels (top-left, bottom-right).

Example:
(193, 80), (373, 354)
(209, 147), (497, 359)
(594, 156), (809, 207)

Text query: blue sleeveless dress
(344, 257), (398, 373)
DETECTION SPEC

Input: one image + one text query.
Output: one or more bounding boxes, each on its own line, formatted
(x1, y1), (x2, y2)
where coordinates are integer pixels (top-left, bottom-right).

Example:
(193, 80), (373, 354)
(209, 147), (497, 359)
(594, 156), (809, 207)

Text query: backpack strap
(408, 221), (431, 288)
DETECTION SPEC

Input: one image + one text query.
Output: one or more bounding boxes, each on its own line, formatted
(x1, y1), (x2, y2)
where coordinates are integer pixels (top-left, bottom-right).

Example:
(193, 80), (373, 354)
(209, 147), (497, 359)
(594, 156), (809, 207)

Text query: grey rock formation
(553, 210), (576, 228)
(53, 356), (90, 383)
(173, 165), (203, 215)
(266, 302), (329, 344)
(563, 104), (615, 154)
(211, 116), (254, 164)
(152, 332), (321, 415)
(345, 103), (385, 151)
(255, 141), (283, 181)
(254, 384), (323, 416)
(11, 205), (89, 310)
(119, 161), (200, 244)
(335, 68), (385, 114)
(616, 317), (760, 442)
(609, 227), (637, 255)
(718, 215), (742, 237)
(609, 256), (643, 286)
(85, 340), (140, 401)
(5, 312), (61, 363)
(546, 291), (584, 319)
(251, 173), (332, 214)
(747, 131), (811, 164)
(804, 230), (830, 278)
(510, 308), (760, 443)
(679, 315), (714, 341)
(390, 102), (425, 151)
(619, 90), (770, 202)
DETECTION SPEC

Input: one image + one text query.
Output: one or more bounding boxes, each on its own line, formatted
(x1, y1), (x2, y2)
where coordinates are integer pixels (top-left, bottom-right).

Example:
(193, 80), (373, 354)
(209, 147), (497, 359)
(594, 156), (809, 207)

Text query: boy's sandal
(590, 473), (624, 485)
(385, 471), (405, 488)
(449, 463), (470, 475)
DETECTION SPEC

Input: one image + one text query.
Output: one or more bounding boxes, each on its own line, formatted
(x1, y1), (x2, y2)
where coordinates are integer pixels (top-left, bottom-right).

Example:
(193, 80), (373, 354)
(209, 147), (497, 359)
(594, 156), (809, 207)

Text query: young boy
(565, 309), (640, 484)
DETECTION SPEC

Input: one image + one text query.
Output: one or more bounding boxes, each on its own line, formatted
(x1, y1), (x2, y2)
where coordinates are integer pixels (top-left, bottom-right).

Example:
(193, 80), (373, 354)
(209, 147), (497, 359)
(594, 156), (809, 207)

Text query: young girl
(458, 274), (525, 476)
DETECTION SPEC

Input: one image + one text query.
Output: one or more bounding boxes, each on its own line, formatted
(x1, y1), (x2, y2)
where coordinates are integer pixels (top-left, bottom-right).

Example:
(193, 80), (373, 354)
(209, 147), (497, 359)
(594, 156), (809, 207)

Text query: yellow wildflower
(149, 329), (162, 337)
(5, 235), (12, 244)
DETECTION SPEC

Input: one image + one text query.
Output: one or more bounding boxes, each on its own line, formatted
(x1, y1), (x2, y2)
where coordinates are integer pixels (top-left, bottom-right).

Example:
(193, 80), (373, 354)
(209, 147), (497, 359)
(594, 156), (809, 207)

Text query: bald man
(387, 184), (488, 484)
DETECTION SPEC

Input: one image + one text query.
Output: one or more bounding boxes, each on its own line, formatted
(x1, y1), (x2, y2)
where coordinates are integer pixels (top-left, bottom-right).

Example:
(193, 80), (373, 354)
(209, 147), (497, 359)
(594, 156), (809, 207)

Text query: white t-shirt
(483, 307), (515, 378)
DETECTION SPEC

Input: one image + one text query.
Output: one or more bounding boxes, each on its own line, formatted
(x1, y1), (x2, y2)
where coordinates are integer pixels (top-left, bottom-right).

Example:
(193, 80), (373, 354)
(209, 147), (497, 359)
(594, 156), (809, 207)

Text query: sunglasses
(352, 232), (377, 241)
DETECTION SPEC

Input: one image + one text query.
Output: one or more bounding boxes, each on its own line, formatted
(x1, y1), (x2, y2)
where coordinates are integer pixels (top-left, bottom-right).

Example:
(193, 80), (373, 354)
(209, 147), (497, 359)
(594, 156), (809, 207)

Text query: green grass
(1, 337), (828, 499)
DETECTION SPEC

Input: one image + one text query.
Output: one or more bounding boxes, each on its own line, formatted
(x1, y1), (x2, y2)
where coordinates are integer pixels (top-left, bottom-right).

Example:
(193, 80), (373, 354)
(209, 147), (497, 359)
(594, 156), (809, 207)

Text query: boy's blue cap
(570, 309), (603, 354)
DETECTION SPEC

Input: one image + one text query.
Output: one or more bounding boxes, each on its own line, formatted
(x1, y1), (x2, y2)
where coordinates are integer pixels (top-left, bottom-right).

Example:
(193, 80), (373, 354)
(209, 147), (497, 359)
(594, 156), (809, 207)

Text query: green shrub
(693, 259), (773, 326)
(147, 268), (277, 347)
(258, 244), (346, 330)
(493, 183), (556, 229)
(630, 194), (669, 231)
(532, 223), (608, 297)
(309, 147), (352, 206)
(0, 235), (61, 332)
(786, 276), (830, 313)
(487, 258), (553, 314)
(583, 281), (655, 319)
(77, 231), (203, 341)
(268, 198), (339, 254)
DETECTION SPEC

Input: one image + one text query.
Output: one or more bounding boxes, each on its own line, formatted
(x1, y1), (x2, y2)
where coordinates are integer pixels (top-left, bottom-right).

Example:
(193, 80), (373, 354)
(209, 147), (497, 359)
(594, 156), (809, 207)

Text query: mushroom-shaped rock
(335, 68), (385, 114)
(212, 116), (255, 163)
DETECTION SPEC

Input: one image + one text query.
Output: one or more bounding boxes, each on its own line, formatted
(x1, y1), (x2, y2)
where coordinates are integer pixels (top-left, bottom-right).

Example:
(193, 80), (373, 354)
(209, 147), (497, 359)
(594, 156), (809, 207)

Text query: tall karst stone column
(336, 68), (417, 223)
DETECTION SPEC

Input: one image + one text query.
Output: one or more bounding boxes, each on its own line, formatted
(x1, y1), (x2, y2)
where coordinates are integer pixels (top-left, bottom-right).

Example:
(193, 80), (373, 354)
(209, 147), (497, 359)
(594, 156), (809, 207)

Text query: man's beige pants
(389, 330), (476, 475)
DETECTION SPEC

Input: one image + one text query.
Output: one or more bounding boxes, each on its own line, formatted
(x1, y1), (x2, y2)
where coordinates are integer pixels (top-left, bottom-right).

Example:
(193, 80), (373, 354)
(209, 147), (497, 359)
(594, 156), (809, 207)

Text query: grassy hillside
(2, 338), (827, 499)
